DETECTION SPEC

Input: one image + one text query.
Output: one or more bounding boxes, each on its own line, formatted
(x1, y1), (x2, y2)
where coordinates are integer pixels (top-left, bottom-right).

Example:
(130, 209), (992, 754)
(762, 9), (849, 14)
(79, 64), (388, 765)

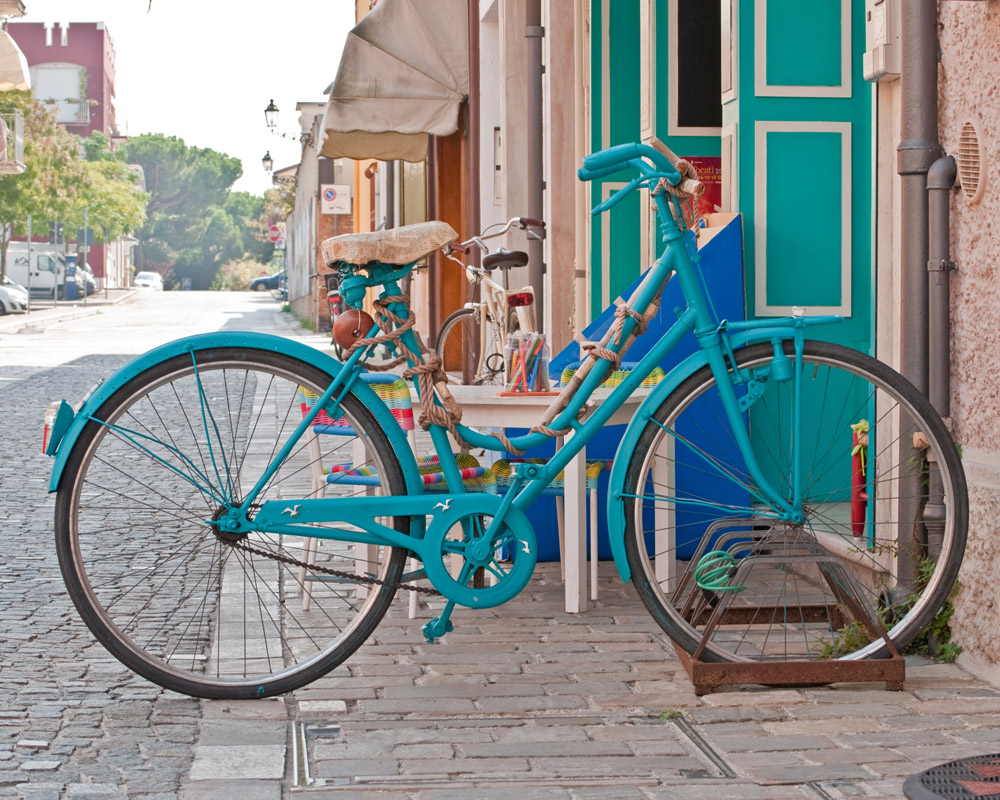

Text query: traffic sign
(268, 225), (281, 243)
(321, 184), (352, 215)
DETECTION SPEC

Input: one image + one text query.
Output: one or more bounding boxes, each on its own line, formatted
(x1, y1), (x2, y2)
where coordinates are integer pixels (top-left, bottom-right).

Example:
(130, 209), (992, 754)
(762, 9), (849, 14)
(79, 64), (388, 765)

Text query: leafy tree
(0, 95), (86, 282)
(120, 133), (255, 289)
(225, 191), (270, 262)
(0, 99), (147, 282)
(65, 132), (147, 247)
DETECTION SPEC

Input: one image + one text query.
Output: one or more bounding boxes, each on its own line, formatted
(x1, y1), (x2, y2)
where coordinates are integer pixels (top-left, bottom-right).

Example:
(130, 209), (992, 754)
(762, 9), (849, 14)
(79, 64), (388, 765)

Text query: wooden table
(414, 385), (648, 613)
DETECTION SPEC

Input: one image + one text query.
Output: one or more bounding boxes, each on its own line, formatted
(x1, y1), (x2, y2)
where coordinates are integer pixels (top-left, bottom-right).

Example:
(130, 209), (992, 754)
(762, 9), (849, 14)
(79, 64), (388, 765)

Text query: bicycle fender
(47, 332), (424, 497)
(605, 351), (711, 584)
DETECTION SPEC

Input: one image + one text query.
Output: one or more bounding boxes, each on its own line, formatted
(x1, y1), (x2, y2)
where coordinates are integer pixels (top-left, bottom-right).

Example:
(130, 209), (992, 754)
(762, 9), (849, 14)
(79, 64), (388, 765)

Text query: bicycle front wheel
(623, 341), (967, 663)
(54, 347), (409, 698)
(436, 307), (506, 385)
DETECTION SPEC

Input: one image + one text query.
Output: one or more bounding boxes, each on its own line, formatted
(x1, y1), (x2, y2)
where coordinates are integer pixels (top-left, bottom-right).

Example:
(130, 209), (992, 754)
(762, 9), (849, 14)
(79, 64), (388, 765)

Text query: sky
(16, 1), (356, 196)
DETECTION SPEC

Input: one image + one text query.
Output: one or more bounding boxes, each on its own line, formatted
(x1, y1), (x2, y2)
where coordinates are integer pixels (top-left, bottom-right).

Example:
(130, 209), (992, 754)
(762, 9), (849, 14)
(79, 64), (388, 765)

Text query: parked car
(78, 263), (97, 296)
(250, 270), (285, 292)
(0, 276), (28, 313)
(134, 271), (163, 291)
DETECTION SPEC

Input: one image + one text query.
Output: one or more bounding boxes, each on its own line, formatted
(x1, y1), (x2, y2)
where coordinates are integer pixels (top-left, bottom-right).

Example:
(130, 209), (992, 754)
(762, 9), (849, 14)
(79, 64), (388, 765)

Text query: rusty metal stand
(672, 520), (907, 695)
(673, 639), (905, 695)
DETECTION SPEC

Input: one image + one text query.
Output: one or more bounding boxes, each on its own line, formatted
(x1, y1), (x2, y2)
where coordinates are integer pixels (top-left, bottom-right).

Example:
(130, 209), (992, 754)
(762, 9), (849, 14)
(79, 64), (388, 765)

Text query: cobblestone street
(5, 294), (1000, 800)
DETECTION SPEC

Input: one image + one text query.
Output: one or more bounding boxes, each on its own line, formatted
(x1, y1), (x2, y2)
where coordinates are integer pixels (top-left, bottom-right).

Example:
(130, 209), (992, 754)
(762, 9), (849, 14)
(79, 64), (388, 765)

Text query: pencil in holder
(504, 332), (550, 392)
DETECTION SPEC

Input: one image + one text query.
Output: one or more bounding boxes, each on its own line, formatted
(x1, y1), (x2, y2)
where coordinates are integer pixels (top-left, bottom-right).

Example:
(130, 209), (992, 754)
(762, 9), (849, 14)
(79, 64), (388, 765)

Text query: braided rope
(651, 158), (702, 234)
(342, 290), (658, 458)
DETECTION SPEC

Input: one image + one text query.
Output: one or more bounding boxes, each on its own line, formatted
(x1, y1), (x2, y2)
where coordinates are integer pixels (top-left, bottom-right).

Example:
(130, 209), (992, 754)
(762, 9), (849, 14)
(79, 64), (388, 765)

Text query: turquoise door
(725, 0), (872, 350)
(590, 0), (722, 322)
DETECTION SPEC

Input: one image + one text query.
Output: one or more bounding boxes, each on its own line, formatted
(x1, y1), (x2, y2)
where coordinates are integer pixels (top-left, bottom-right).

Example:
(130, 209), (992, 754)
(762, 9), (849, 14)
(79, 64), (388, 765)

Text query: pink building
(7, 21), (117, 137)
(6, 21), (131, 285)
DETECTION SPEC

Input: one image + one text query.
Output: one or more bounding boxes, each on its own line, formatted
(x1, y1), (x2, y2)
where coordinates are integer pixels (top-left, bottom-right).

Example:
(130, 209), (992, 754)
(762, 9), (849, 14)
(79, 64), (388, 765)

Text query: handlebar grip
(578, 161), (631, 182)
(447, 242), (471, 255)
(582, 142), (643, 172)
(519, 217), (546, 228)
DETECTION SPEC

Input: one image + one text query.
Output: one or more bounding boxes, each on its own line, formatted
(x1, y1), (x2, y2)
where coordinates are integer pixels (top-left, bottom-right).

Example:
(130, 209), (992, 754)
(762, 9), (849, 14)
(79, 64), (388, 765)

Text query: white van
(4, 243), (75, 298)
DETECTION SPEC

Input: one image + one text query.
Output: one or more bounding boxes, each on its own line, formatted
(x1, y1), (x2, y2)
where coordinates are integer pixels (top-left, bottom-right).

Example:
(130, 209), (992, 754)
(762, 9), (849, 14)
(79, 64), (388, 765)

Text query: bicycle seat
(321, 221), (458, 269)
(482, 250), (528, 271)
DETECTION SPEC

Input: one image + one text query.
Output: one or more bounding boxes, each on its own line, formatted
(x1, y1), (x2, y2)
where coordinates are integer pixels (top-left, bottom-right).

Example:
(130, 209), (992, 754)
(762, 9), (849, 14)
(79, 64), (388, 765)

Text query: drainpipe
(897, 0), (943, 572)
(573, 0), (588, 340)
(923, 155), (957, 561)
(897, 0), (944, 397)
(927, 156), (956, 422)
(427, 138), (439, 338)
(526, 0), (545, 332)
(385, 161), (395, 229)
(467, 0), (481, 278)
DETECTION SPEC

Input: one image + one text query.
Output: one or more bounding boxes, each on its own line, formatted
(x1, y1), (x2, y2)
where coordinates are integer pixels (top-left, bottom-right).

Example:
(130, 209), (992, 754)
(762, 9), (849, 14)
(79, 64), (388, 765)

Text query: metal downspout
(897, 0), (944, 396)
(467, 0), (481, 277)
(927, 156), (956, 422)
(573, 0), (588, 341)
(897, 0), (943, 570)
(526, 0), (545, 332)
(466, 0), (481, 383)
(923, 155), (957, 560)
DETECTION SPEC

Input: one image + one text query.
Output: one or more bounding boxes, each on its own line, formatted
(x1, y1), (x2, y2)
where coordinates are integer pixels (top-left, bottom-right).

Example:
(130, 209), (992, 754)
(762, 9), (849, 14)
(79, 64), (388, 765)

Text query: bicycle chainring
(421, 507), (537, 608)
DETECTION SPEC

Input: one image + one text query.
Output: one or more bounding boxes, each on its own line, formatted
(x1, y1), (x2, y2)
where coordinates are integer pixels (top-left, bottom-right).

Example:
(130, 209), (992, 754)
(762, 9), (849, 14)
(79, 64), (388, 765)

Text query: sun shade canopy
(0, 30), (30, 92)
(320, 0), (469, 162)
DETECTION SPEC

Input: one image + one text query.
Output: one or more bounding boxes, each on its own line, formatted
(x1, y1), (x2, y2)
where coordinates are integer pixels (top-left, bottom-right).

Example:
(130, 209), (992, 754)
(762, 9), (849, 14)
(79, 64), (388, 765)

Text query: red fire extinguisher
(851, 420), (869, 538)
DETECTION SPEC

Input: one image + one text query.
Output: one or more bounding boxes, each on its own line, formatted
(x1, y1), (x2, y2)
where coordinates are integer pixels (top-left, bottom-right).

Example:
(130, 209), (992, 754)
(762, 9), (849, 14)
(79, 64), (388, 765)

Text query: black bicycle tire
(54, 346), (408, 698)
(622, 340), (968, 663)
(436, 307), (480, 383)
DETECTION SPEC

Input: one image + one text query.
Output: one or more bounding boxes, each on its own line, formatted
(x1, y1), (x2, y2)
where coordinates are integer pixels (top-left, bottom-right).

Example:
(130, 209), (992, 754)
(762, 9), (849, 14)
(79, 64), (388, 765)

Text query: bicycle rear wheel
(54, 347), (409, 698)
(623, 341), (967, 663)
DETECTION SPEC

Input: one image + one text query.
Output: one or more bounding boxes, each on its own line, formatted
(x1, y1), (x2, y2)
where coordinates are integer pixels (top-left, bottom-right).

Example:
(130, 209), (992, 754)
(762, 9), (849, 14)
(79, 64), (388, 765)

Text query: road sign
(268, 225), (281, 243)
(321, 184), (351, 215)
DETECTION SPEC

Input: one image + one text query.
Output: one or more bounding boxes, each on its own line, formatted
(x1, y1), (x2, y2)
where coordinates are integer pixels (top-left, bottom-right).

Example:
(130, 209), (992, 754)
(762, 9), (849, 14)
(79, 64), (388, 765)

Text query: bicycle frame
(467, 270), (536, 376)
(47, 144), (843, 593)
(445, 220), (539, 382)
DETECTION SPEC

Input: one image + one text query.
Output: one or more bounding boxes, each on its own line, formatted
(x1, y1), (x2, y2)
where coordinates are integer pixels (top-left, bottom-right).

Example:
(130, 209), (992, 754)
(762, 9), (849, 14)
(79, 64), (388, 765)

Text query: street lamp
(264, 99), (279, 130)
(262, 98), (314, 147)
(262, 150), (273, 173)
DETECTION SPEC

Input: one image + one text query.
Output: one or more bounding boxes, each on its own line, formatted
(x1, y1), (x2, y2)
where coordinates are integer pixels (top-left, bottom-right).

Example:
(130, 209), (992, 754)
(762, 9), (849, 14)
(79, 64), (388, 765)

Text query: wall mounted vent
(957, 120), (985, 203)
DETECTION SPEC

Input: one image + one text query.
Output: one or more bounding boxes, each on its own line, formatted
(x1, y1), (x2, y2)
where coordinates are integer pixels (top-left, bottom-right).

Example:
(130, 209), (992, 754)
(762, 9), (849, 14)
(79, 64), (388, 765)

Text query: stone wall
(937, 1), (1000, 676)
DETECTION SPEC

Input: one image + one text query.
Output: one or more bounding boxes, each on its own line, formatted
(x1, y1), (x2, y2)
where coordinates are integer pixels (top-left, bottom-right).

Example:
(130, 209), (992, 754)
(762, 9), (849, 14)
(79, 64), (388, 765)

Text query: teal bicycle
(45, 141), (967, 699)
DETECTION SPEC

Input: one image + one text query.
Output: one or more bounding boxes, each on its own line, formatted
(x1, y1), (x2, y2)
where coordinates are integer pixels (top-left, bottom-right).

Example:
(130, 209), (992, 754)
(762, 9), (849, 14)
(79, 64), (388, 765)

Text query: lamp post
(264, 99), (279, 130)
(262, 151), (273, 173)
(261, 100), (313, 147)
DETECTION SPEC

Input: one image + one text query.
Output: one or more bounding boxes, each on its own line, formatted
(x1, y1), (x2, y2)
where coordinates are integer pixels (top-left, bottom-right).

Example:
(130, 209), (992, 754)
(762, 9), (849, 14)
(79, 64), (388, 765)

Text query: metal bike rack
(671, 519), (906, 695)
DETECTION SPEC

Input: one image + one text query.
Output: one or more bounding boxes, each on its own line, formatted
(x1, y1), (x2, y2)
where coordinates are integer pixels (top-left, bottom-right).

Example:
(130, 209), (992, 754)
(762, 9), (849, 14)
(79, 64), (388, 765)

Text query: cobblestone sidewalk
(181, 562), (1000, 800)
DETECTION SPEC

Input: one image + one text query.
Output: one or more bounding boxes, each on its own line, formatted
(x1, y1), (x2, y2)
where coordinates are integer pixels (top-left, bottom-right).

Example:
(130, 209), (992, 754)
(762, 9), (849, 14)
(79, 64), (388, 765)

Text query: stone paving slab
(189, 561), (1000, 799)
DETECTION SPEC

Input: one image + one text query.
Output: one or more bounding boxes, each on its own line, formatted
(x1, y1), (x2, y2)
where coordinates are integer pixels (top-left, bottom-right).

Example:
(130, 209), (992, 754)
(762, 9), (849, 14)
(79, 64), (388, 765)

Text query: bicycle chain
(231, 540), (441, 596)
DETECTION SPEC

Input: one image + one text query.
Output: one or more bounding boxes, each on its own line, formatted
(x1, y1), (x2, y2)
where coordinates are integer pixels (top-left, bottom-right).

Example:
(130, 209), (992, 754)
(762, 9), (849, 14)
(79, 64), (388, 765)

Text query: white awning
(320, 0), (469, 162)
(0, 29), (30, 92)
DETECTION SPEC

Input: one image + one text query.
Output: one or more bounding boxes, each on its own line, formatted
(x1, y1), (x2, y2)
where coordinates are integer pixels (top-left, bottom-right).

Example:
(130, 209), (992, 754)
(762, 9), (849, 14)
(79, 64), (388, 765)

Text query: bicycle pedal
(421, 616), (454, 643)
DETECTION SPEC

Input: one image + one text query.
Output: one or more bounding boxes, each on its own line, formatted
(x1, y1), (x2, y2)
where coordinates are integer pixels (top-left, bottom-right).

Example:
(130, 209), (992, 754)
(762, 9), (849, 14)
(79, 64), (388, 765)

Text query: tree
(120, 133), (252, 289)
(66, 132), (147, 247)
(0, 100), (147, 283)
(0, 96), (86, 282)
(225, 191), (270, 263)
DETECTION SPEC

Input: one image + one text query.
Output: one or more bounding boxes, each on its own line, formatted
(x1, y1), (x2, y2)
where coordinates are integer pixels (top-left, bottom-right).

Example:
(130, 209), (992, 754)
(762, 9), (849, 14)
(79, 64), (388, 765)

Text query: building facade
(930, 2), (1000, 681)
(8, 20), (126, 286)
